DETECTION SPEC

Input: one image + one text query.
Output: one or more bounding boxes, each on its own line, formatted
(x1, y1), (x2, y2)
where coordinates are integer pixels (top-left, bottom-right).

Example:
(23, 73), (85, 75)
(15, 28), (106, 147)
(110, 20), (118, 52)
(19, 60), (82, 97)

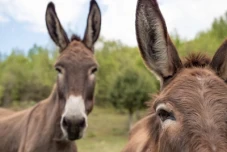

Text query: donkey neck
(42, 84), (65, 139)
(20, 84), (76, 151)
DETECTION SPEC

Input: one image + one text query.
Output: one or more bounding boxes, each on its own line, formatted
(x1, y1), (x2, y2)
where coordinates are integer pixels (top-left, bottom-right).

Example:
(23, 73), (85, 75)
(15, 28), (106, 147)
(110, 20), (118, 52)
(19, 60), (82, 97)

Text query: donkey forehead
(155, 68), (227, 111)
(56, 41), (97, 67)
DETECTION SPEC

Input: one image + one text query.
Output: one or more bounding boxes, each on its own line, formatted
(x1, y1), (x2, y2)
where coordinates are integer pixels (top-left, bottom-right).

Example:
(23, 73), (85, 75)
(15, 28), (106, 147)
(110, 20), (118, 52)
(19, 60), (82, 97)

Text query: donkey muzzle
(62, 117), (86, 140)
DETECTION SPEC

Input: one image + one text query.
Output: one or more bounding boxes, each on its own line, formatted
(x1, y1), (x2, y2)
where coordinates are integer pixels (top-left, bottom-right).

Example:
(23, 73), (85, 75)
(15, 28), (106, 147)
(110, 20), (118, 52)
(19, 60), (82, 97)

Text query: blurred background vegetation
(1, 12), (227, 152)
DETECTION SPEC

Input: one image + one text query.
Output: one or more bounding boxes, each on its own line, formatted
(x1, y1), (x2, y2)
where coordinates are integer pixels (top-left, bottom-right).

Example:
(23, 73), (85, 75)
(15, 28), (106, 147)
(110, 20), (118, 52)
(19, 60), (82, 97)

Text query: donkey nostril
(63, 117), (70, 128)
(79, 118), (86, 128)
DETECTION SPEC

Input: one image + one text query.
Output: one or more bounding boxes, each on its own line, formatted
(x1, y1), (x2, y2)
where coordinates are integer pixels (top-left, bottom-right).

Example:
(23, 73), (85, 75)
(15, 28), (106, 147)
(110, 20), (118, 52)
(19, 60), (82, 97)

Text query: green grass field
(77, 107), (128, 152)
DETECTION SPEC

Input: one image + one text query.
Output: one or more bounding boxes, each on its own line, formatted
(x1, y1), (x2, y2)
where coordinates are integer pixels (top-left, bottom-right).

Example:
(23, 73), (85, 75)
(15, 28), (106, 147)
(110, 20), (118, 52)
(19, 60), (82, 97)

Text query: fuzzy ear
(136, 0), (182, 84)
(45, 2), (69, 52)
(83, 0), (101, 52)
(210, 40), (227, 81)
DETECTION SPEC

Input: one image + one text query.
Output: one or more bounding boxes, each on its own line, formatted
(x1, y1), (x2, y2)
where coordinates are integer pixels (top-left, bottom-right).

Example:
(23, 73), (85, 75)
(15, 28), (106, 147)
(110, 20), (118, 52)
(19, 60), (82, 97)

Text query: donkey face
(150, 68), (227, 152)
(134, 0), (227, 151)
(45, 0), (101, 141)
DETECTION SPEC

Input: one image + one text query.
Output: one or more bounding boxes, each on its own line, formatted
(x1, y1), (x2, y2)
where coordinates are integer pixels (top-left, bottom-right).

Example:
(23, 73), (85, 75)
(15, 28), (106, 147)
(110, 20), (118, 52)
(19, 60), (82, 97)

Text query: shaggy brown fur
(71, 34), (81, 42)
(0, 0), (101, 152)
(123, 0), (227, 151)
(183, 53), (211, 68)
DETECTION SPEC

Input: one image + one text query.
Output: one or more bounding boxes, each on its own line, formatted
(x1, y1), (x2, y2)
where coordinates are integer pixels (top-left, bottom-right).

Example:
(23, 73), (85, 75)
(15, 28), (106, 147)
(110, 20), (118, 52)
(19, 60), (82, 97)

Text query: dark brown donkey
(123, 0), (227, 152)
(0, 0), (101, 151)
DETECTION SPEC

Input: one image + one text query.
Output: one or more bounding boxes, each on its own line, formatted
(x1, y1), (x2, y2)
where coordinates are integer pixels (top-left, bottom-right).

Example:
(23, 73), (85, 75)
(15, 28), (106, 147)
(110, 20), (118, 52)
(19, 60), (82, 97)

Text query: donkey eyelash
(157, 109), (175, 122)
(156, 103), (176, 122)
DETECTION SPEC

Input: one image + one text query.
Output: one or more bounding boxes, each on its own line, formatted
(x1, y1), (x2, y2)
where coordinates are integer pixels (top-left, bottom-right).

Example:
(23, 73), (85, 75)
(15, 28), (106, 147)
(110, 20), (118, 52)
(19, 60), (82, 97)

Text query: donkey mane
(71, 34), (81, 42)
(183, 53), (211, 68)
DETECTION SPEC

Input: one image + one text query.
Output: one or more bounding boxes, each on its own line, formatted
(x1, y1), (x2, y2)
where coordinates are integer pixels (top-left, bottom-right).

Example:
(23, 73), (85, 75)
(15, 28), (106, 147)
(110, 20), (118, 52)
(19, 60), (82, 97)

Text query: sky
(1, 0), (227, 55)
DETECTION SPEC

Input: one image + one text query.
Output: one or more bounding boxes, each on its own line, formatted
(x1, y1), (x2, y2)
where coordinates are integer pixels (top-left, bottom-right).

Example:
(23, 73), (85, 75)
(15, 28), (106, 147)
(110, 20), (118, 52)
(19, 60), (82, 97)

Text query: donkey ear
(136, 0), (182, 83)
(45, 2), (69, 52)
(83, 0), (101, 52)
(210, 40), (227, 81)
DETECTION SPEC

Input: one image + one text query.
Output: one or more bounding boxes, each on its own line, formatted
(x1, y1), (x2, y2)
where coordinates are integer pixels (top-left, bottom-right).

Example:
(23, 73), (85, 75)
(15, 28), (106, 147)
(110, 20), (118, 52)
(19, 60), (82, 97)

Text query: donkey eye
(157, 109), (175, 122)
(91, 67), (97, 74)
(55, 67), (62, 74)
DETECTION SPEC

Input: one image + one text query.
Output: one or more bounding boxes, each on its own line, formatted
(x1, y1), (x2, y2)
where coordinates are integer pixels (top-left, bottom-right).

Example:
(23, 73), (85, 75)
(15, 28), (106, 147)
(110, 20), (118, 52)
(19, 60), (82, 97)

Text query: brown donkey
(0, 0), (101, 152)
(0, 108), (14, 116)
(123, 0), (227, 152)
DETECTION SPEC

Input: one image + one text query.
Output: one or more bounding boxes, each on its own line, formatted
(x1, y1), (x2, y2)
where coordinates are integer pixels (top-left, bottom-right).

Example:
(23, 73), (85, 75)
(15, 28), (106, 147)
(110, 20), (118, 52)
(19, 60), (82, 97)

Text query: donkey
(0, 108), (14, 116)
(0, 0), (101, 151)
(123, 0), (227, 151)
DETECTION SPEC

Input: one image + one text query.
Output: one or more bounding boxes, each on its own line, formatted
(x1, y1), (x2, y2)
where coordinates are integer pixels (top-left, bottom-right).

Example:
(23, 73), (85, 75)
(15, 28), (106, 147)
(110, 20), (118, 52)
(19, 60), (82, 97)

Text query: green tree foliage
(108, 68), (156, 130)
(175, 12), (227, 57)
(0, 85), (4, 100)
(95, 39), (158, 108)
(26, 45), (56, 101)
(0, 51), (29, 106)
(94, 39), (158, 130)
(0, 46), (56, 106)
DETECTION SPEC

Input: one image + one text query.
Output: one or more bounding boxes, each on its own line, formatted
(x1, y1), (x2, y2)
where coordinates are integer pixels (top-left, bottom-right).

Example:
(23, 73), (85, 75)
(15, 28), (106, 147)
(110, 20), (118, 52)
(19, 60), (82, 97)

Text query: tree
(0, 46), (56, 106)
(174, 11), (227, 57)
(0, 51), (30, 106)
(108, 68), (157, 130)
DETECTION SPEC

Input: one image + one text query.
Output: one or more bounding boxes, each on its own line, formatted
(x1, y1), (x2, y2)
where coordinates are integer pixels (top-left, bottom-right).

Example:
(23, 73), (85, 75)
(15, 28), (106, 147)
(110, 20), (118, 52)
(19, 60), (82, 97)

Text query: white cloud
(0, 15), (9, 23)
(99, 0), (137, 46)
(1, 0), (227, 46)
(0, 0), (86, 33)
(159, 0), (227, 39)
(99, 0), (227, 46)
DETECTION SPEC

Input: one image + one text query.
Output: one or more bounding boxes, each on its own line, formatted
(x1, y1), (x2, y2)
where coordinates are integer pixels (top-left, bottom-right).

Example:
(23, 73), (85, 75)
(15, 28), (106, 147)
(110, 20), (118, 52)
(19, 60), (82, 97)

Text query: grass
(77, 107), (128, 152)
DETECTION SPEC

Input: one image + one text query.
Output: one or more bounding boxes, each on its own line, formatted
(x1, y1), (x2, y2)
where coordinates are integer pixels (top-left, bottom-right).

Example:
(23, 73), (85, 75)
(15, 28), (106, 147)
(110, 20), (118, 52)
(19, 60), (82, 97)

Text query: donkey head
(134, 0), (227, 151)
(45, 0), (101, 141)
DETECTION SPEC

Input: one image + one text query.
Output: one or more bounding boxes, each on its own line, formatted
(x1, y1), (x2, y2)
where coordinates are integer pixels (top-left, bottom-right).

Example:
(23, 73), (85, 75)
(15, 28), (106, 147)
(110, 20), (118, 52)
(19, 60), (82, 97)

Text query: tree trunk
(128, 111), (133, 131)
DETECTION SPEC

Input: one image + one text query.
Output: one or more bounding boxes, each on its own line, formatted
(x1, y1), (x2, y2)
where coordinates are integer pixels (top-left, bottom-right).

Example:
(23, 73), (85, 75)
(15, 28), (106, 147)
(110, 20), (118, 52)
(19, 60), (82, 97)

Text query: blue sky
(1, 0), (227, 55)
